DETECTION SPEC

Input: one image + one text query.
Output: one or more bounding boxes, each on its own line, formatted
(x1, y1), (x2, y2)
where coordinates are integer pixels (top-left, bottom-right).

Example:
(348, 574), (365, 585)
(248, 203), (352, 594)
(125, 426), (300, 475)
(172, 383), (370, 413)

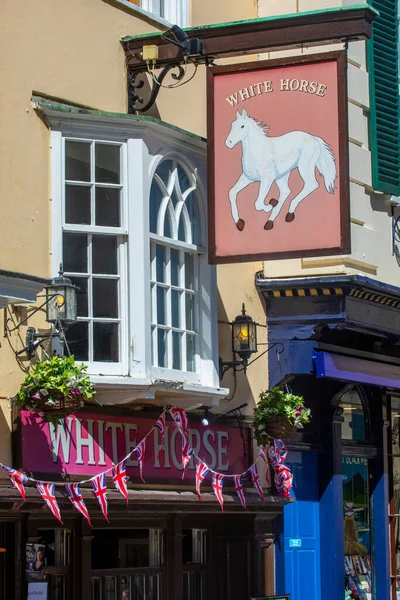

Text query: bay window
(46, 106), (220, 396)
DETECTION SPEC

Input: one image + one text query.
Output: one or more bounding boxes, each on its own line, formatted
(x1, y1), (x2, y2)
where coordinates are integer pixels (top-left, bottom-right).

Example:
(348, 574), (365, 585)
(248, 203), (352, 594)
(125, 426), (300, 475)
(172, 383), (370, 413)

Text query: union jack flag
(91, 473), (109, 522)
(154, 412), (166, 458)
(169, 407), (188, 436)
(259, 447), (267, 462)
(249, 464), (264, 502)
(233, 475), (246, 510)
(135, 440), (146, 482)
(268, 439), (293, 498)
(212, 472), (224, 511)
(65, 483), (91, 526)
(195, 460), (209, 500)
(112, 461), (129, 503)
(2, 465), (28, 501)
(37, 482), (63, 524)
(181, 441), (193, 479)
(259, 446), (272, 488)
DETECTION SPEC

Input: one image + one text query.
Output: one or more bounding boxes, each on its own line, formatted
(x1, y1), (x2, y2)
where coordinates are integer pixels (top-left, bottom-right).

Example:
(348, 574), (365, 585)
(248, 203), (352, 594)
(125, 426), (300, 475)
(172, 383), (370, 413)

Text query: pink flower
(70, 388), (81, 396)
(32, 393), (41, 400)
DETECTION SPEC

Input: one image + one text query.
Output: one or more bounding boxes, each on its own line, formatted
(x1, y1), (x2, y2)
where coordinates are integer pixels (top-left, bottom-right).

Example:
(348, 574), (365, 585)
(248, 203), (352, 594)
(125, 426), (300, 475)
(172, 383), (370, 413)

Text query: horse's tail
(315, 137), (337, 194)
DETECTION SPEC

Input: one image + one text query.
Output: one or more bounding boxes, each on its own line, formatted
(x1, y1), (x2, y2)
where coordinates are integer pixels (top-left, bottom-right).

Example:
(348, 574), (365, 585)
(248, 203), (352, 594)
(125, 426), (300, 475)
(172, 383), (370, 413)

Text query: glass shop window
(340, 388), (366, 442)
(182, 529), (207, 600)
(91, 529), (164, 600)
(342, 456), (374, 599)
(26, 529), (70, 600)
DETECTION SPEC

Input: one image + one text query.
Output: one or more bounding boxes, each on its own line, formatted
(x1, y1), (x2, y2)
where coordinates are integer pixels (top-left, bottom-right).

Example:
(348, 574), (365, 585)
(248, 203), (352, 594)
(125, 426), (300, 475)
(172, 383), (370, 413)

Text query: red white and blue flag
(212, 472), (224, 511)
(154, 412), (166, 458)
(170, 407), (188, 436)
(135, 440), (146, 482)
(37, 482), (63, 524)
(233, 475), (246, 510)
(112, 461), (129, 503)
(91, 473), (109, 522)
(2, 465), (28, 501)
(268, 439), (293, 498)
(181, 441), (193, 479)
(65, 483), (91, 526)
(195, 460), (209, 500)
(259, 447), (267, 462)
(259, 446), (272, 488)
(250, 464), (264, 502)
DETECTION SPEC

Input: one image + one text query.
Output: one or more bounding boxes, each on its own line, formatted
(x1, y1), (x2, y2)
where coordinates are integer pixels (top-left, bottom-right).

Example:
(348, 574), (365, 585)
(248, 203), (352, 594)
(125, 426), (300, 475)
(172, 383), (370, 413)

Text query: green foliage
(15, 355), (95, 426)
(253, 386), (311, 445)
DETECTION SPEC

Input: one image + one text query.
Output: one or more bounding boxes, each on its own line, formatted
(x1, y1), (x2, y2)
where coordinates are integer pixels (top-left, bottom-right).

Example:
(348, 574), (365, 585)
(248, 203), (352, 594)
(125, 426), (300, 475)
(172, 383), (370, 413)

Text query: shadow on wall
(217, 289), (256, 414)
(0, 399), (12, 471)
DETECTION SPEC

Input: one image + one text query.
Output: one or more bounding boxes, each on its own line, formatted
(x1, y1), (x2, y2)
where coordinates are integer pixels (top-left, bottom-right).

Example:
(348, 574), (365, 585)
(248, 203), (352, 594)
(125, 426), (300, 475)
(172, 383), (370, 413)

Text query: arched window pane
(150, 158), (201, 374)
(186, 192), (201, 246)
(150, 181), (163, 234)
(178, 213), (187, 242)
(156, 160), (174, 188)
(177, 164), (191, 193)
(164, 208), (173, 238)
(340, 389), (366, 441)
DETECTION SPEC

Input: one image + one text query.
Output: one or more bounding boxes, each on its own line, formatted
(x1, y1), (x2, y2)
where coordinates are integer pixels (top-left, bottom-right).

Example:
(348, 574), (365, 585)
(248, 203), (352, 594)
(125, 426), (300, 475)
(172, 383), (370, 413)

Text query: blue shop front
(257, 274), (400, 600)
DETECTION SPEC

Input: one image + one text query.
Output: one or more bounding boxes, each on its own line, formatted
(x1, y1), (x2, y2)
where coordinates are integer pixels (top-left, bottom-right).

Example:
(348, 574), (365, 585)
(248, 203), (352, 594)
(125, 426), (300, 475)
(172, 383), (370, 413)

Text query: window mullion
(88, 233), (94, 363)
(166, 246), (172, 369)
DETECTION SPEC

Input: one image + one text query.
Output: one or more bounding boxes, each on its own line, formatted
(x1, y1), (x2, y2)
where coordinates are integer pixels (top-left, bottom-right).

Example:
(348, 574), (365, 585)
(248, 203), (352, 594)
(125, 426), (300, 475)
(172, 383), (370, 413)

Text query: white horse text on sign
(225, 109), (337, 231)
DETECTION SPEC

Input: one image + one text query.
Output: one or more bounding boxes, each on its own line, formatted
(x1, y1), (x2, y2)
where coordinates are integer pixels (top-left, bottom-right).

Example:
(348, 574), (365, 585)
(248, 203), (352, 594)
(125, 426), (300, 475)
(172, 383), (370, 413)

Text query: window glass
(65, 141), (90, 181)
(95, 187), (120, 227)
(95, 143), (120, 184)
(63, 233), (88, 273)
(340, 389), (366, 441)
(343, 457), (373, 599)
(65, 185), (91, 225)
(150, 159), (201, 372)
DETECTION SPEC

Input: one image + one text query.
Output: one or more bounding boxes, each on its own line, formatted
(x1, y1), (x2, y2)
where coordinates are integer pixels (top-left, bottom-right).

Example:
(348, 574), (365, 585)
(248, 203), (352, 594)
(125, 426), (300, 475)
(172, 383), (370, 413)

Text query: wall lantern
(219, 304), (259, 380)
(45, 270), (78, 325)
(7, 266), (79, 358)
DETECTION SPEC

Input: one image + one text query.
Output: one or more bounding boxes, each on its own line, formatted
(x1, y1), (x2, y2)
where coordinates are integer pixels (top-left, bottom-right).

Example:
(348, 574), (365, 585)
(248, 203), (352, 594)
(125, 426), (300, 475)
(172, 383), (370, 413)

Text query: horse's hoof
(236, 219), (245, 231)
(269, 198), (278, 208)
(264, 221), (274, 231)
(285, 212), (295, 223)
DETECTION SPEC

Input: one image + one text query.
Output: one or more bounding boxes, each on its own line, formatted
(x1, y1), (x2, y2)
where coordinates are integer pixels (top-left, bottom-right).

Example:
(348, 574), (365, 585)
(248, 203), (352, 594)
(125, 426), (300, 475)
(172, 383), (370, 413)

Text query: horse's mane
(248, 116), (269, 136)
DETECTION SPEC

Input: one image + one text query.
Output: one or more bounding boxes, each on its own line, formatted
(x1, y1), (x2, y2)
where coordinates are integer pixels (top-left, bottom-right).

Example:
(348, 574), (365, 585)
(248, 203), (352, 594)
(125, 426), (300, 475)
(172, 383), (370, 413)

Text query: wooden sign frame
(207, 51), (350, 264)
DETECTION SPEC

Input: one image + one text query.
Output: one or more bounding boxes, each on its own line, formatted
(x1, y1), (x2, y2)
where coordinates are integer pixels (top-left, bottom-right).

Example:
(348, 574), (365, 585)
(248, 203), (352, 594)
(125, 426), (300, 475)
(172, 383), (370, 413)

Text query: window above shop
(38, 99), (223, 403)
(140, 0), (189, 27)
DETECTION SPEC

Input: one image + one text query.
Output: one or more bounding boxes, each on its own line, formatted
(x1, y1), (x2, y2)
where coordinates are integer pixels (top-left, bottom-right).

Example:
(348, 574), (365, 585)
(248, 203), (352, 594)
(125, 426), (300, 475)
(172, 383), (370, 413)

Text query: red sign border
(207, 51), (350, 264)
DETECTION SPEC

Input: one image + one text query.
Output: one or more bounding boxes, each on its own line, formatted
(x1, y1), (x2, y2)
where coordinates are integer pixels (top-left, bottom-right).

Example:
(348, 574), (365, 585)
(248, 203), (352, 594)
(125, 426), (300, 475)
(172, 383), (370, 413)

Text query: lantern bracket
(5, 293), (61, 334)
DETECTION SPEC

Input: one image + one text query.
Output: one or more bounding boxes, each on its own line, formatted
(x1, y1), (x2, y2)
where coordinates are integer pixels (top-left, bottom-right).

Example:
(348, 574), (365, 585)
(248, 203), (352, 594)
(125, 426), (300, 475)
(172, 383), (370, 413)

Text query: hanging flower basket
(15, 355), (95, 426)
(253, 387), (311, 444)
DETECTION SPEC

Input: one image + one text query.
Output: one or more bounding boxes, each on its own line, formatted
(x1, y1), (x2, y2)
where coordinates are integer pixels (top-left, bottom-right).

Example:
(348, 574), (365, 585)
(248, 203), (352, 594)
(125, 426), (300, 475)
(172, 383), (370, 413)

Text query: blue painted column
(318, 411), (344, 600)
(371, 472), (390, 600)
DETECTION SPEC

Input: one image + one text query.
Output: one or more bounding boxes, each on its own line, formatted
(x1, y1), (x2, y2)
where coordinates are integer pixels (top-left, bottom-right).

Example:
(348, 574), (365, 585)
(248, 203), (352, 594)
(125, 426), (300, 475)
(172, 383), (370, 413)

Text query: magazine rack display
(344, 554), (372, 600)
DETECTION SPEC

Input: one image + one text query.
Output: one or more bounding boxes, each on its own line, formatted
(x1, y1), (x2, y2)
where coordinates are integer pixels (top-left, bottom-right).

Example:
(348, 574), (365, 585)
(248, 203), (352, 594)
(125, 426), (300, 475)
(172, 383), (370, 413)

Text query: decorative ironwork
(128, 63), (185, 113)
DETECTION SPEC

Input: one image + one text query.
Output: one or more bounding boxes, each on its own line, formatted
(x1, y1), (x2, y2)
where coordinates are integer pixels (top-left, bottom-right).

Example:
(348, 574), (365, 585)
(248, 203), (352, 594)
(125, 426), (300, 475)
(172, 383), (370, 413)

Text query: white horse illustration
(225, 109), (337, 231)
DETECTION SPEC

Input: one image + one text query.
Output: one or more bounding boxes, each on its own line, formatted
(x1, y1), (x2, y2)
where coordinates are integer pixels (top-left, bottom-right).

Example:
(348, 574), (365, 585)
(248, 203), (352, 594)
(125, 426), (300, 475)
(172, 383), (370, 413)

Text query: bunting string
(0, 406), (293, 522)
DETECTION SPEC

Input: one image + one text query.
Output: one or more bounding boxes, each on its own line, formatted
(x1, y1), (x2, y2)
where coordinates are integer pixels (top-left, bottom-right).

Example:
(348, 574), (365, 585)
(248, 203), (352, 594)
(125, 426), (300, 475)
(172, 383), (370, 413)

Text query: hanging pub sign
(207, 52), (350, 263)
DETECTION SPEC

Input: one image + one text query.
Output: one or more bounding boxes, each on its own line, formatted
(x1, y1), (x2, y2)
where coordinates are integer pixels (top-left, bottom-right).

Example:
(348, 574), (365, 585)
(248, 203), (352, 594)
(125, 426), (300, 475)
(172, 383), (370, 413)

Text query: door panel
(276, 452), (321, 600)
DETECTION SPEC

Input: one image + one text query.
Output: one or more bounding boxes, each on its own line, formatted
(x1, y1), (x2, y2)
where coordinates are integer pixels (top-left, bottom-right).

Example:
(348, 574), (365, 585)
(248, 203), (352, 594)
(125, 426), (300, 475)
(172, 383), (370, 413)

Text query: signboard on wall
(19, 410), (249, 482)
(207, 52), (350, 263)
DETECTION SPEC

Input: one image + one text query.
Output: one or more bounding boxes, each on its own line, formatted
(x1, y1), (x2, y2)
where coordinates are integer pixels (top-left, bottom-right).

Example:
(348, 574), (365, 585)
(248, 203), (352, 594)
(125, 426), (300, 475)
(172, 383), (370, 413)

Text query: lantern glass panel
(46, 283), (77, 324)
(232, 319), (257, 357)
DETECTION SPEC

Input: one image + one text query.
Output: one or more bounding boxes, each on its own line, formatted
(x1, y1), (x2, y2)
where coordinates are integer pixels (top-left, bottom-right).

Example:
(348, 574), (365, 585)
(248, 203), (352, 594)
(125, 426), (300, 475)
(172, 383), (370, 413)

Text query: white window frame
(50, 132), (129, 376)
(140, 0), (189, 27)
(49, 115), (219, 393)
